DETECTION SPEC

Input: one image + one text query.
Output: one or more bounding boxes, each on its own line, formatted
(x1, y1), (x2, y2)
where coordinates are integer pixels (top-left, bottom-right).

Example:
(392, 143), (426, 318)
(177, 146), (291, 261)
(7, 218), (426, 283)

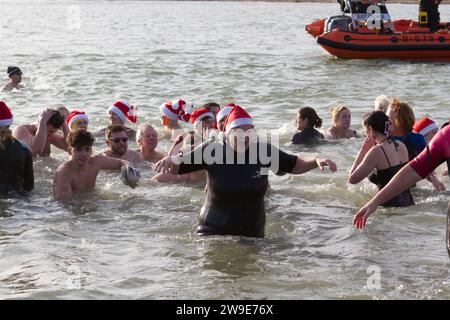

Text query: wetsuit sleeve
(268, 144), (298, 175)
(410, 126), (450, 178)
(22, 146), (34, 191)
(178, 141), (210, 174)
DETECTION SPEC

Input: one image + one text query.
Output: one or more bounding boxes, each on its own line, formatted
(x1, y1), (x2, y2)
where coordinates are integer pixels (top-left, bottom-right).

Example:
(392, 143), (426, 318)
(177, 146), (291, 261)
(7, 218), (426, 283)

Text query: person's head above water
(66, 111), (89, 131)
(202, 102), (221, 117)
(331, 106), (351, 129)
(296, 107), (322, 131)
(68, 129), (95, 167)
(216, 104), (234, 132)
(105, 124), (129, 157)
(386, 97), (415, 136)
(190, 108), (215, 137)
(374, 95), (390, 113)
(107, 100), (137, 125)
(223, 105), (255, 152)
(46, 110), (65, 136)
(413, 117), (439, 142)
(362, 111), (391, 139)
(159, 99), (191, 129)
(7, 66), (22, 84)
(136, 123), (158, 152)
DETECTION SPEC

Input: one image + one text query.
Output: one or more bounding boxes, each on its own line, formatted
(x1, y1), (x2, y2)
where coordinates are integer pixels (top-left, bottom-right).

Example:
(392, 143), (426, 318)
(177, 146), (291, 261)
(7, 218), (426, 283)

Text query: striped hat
(108, 100), (137, 123)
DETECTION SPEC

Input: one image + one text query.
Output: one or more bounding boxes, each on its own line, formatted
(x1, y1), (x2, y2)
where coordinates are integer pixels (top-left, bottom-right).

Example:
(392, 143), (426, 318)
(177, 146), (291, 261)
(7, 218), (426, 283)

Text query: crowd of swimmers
(1, 66), (449, 242)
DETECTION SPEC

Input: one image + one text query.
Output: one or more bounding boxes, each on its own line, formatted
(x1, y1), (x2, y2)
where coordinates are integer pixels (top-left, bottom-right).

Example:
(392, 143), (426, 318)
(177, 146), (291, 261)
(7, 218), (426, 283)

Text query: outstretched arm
(291, 155), (337, 174)
(353, 164), (422, 229)
(97, 155), (130, 171)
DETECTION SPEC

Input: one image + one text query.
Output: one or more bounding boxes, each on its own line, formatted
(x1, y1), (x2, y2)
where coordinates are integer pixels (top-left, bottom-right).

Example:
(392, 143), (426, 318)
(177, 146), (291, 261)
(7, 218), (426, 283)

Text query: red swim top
(410, 125), (450, 178)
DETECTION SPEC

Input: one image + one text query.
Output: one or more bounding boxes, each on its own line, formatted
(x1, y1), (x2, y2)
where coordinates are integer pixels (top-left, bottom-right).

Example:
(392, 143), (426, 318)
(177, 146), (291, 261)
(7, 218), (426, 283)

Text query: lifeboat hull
(306, 18), (450, 59)
(317, 29), (450, 59)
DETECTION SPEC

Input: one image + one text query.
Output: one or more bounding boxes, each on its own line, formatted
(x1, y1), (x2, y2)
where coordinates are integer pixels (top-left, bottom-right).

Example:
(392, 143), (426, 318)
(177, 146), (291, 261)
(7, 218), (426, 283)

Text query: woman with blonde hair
(0, 101), (34, 193)
(325, 106), (358, 139)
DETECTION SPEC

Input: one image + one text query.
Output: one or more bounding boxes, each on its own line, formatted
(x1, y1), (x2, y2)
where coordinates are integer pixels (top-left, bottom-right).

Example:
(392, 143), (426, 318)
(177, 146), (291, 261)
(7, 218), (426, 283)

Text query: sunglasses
(109, 137), (128, 143)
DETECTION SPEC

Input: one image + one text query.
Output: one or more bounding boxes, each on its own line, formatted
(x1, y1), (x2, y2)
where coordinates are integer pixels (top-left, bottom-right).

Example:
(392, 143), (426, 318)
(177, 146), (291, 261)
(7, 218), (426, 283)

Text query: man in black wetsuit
(419, 0), (442, 31)
(0, 101), (34, 193)
(153, 105), (337, 238)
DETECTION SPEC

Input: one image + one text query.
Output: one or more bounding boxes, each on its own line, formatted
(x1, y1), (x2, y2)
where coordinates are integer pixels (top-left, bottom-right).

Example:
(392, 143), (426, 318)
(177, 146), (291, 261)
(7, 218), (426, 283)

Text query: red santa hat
(216, 103), (235, 124)
(66, 111), (89, 129)
(159, 99), (192, 123)
(413, 117), (438, 136)
(190, 108), (214, 125)
(223, 105), (254, 134)
(0, 101), (13, 126)
(107, 100), (137, 123)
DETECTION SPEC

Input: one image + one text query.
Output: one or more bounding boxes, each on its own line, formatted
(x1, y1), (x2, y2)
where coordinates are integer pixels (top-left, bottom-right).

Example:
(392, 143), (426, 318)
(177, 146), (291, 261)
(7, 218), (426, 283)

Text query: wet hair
(47, 110), (64, 129)
(7, 66), (22, 77)
(136, 123), (156, 143)
(68, 129), (94, 149)
(298, 107), (322, 129)
(331, 106), (350, 125)
(388, 97), (415, 134)
(363, 111), (391, 136)
(0, 127), (13, 151)
(203, 102), (221, 111)
(105, 124), (126, 140)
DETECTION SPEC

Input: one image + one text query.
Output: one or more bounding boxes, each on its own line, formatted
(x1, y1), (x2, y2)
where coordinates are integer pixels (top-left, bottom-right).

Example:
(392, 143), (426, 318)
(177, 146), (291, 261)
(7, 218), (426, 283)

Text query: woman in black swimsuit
(349, 111), (413, 207)
(0, 101), (34, 193)
(153, 105), (337, 238)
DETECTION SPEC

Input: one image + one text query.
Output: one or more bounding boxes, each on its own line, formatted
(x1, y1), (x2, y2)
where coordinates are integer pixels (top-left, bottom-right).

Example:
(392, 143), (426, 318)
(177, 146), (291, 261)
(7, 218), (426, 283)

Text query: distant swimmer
(154, 105), (337, 238)
(66, 110), (89, 132)
(349, 111), (413, 207)
(325, 106), (358, 139)
(12, 108), (69, 157)
(159, 99), (193, 141)
(102, 125), (144, 163)
(53, 129), (139, 201)
(97, 100), (137, 139)
(2, 66), (24, 92)
(291, 107), (325, 145)
(0, 101), (34, 193)
(136, 123), (164, 162)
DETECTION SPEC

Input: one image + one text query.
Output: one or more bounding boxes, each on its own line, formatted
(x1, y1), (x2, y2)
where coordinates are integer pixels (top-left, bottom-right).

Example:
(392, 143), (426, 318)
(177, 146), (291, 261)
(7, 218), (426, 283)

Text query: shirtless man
(53, 129), (136, 201)
(102, 125), (144, 163)
(13, 109), (69, 157)
(136, 123), (164, 162)
(2, 66), (24, 92)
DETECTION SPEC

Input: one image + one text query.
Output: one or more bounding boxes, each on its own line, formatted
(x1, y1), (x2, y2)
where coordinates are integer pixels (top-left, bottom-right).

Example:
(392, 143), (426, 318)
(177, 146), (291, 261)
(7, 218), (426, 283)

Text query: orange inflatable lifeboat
(306, 0), (450, 59)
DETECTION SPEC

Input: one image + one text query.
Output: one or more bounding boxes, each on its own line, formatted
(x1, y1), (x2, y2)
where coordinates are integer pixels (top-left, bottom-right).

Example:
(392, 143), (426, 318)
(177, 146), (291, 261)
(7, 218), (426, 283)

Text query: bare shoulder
(55, 160), (73, 176)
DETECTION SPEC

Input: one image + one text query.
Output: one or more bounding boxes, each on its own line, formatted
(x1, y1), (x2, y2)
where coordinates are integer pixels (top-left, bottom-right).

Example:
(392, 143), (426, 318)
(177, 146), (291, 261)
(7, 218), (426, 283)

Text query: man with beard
(103, 125), (144, 163)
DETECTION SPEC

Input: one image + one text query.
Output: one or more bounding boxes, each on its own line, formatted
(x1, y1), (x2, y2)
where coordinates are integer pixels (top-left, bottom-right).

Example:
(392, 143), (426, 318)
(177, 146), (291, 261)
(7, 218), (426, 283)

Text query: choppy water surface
(0, 0), (449, 299)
